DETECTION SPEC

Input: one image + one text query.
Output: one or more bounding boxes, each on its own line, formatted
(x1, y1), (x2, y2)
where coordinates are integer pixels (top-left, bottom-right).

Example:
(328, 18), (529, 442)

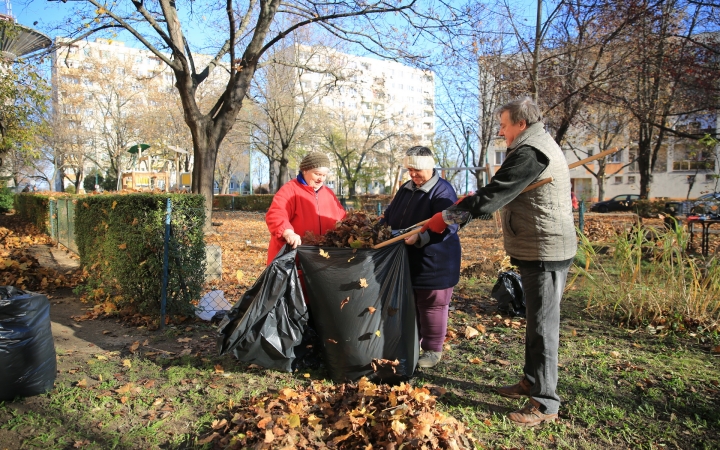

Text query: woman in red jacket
(265, 152), (346, 265)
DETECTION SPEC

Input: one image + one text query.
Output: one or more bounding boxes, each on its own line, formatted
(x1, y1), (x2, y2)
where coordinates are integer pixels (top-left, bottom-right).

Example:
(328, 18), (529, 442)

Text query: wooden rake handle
(372, 176), (554, 250)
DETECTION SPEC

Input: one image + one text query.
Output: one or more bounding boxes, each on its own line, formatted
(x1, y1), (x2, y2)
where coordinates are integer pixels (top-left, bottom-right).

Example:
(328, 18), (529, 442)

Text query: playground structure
(0, 1), (51, 61)
(118, 143), (190, 192)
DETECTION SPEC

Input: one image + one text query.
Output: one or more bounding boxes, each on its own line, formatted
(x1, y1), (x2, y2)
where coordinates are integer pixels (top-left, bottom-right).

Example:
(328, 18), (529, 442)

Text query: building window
(495, 151), (506, 165)
(614, 176), (623, 184)
(609, 149), (622, 163)
(627, 176), (636, 184)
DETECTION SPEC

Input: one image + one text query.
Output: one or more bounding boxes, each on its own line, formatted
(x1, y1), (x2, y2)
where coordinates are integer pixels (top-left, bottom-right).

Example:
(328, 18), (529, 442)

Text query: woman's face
(302, 168), (329, 189)
(407, 168), (434, 187)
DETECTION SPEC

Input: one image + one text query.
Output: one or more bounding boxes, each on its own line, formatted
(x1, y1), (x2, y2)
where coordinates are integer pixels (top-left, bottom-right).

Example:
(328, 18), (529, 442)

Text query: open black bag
(216, 248), (308, 372)
(0, 286), (57, 401)
(491, 271), (526, 317)
(297, 244), (418, 383)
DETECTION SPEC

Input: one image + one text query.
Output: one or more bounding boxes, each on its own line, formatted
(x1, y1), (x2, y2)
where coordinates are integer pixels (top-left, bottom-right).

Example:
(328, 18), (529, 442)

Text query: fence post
(578, 201), (585, 235)
(160, 198), (172, 330)
(49, 200), (56, 242)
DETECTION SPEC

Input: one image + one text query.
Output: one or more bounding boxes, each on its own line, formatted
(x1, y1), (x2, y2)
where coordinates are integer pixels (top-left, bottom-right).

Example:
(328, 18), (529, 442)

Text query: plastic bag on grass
(0, 286), (57, 400)
(216, 249), (308, 372)
(297, 244), (418, 383)
(491, 271), (526, 317)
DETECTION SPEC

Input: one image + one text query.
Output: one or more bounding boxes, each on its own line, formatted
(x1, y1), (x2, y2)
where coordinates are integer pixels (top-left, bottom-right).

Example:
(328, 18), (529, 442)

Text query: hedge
(0, 187), (13, 213)
(75, 193), (206, 318)
(14, 193), (53, 234)
(212, 194), (274, 211)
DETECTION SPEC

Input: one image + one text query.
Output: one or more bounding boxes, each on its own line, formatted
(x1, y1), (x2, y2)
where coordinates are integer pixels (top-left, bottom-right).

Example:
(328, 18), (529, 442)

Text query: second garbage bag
(216, 249), (308, 372)
(297, 244), (418, 383)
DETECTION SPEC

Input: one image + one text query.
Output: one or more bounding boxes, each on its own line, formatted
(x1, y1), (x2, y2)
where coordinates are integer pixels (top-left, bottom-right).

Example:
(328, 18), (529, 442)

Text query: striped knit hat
(299, 152), (332, 171)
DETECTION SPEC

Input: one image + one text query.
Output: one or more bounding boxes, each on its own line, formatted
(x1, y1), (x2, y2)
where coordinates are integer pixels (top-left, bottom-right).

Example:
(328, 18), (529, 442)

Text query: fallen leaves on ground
(197, 377), (474, 449)
(0, 215), (84, 292)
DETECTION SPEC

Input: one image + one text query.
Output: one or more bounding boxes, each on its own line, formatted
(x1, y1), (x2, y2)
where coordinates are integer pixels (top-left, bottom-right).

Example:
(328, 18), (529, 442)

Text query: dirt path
(26, 244), (216, 360)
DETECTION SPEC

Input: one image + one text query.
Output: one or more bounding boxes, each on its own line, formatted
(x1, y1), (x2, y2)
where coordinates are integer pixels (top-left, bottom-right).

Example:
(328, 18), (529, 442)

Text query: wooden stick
(373, 147), (619, 250)
(569, 147), (618, 169)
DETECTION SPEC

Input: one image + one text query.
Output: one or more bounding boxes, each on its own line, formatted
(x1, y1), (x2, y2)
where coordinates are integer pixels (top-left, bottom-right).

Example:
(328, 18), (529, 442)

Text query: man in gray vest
(421, 97), (577, 426)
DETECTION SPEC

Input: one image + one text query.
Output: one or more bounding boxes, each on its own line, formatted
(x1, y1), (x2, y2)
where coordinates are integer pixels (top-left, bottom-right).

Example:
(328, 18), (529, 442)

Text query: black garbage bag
(0, 286), (57, 401)
(491, 271), (526, 317)
(217, 248), (308, 372)
(297, 244), (418, 383)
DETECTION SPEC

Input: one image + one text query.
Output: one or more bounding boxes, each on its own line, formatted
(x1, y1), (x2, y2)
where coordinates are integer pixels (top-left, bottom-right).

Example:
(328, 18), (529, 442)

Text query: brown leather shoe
(497, 377), (532, 399)
(508, 398), (558, 427)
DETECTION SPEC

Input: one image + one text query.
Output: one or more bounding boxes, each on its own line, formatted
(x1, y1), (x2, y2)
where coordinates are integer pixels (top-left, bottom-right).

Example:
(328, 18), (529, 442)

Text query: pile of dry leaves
(199, 377), (474, 449)
(303, 211), (392, 249)
(0, 215), (84, 292)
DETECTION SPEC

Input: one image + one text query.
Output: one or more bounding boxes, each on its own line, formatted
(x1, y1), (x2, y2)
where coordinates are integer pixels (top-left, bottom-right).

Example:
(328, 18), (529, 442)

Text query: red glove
(421, 212), (448, 234)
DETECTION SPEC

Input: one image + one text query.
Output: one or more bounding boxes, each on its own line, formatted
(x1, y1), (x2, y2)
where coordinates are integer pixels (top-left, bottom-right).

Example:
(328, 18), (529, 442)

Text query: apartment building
(292, 45), (436, 195)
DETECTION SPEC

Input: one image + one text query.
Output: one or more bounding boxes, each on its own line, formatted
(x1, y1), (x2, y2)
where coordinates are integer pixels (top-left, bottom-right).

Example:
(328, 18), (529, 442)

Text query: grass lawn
(1, 212), (719, 448)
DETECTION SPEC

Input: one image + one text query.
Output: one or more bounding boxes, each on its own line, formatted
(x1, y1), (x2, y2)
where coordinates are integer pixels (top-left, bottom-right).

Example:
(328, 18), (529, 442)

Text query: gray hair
(405, 146), (433, 157)
(497, 97), (543, 126)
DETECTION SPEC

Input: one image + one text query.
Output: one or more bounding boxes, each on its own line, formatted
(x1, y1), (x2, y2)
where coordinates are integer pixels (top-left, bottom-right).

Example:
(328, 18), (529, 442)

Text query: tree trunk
(190, 121), (220, 230)
(277, 155), (289, 190)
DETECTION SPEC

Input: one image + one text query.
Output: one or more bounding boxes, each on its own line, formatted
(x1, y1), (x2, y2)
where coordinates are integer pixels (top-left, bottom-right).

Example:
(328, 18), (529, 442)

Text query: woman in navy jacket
(382, 146), (461, 368)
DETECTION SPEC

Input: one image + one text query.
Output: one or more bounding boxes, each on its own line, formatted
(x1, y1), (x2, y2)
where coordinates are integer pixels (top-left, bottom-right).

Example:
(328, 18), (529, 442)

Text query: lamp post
(464, 127), (471, 195)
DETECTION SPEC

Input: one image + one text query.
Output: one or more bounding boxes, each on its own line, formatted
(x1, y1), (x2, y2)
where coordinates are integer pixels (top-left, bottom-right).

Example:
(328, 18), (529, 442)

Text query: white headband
(403, 155), (435, 170)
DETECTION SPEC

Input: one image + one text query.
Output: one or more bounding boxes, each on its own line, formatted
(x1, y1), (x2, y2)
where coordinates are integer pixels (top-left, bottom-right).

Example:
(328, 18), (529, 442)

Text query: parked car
(590, 194), (641, 213)
(664, 192), (720, 216)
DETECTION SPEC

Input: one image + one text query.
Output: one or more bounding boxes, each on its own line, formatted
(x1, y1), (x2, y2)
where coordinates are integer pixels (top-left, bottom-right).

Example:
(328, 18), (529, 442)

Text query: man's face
(499, 111), (527, 147)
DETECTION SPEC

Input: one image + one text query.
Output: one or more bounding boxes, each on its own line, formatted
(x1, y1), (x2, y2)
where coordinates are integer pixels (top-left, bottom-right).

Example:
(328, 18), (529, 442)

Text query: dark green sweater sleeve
(448, 146), (549, 218)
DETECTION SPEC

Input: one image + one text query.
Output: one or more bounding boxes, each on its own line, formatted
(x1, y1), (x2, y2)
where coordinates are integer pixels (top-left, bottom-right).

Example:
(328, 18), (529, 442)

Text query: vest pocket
(503, 210), (517, 236)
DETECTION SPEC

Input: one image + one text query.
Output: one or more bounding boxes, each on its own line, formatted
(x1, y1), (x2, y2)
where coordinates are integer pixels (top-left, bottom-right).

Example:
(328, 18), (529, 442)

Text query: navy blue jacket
(382, 172), (461, 290)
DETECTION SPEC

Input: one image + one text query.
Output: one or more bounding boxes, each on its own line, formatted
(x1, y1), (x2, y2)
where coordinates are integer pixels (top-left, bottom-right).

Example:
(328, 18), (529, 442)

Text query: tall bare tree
(52, 0), (441, 222)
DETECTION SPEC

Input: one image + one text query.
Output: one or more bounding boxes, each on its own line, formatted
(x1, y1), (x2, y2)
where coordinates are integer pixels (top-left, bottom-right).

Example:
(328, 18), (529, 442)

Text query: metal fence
(49, 198), (78, 253)
(161, 200), (228, 327)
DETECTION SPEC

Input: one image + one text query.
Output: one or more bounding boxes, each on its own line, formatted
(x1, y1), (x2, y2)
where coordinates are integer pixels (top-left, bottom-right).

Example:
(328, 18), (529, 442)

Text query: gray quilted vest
(501, 122), (577, 261)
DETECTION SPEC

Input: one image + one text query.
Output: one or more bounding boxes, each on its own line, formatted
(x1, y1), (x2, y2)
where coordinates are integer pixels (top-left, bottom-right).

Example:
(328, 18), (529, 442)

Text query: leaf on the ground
(264, 428), (275, 443)
(572, 329), (577, 336)
(319, 249), (330, 259)
(128, 341), (140, 353)
(122, 359), (132, 368)
(73, 440), (90, 448)
(495, 359), (510, 366)
(359, 278), (368, 288)
(609, 351), (621, 358)
(712, 345), (720, 354)
(367, 306), (376, 314)
(340, 297), (350, 309)
(116, 383), (134, 394)
(214, 364), (224, 374)
(212, 419), (227, 430)
(257, 417), (271, 429)
(118, 243), (127, 250)
(177, 337), (192, 343)
(303, 373), (310, 378)
(236, 270), (243, 283)
(464, 326), (480, 339)
(76, 378), (88, 388)
(102, 330), (111, 335)
(95, 355), (108, 360)
(247, 364), (262, 369)
(288, 413), (301, 428)
(468, 357), (482, 364)
(197, 433), (219, 445)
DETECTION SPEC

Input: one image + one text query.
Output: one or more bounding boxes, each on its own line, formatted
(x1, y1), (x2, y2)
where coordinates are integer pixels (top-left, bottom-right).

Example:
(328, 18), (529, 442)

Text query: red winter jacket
(265, 179), (346, 265)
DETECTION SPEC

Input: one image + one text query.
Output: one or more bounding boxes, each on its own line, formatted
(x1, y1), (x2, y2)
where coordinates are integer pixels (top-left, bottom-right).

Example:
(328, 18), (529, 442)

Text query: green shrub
(65, 185), (76, 194)
(0, 187), (13, 213)
(212, 194), (274, 211)
(75, 193), (205, 319)
(14, 193), (53, 233)
(634, 199), (666, 218)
